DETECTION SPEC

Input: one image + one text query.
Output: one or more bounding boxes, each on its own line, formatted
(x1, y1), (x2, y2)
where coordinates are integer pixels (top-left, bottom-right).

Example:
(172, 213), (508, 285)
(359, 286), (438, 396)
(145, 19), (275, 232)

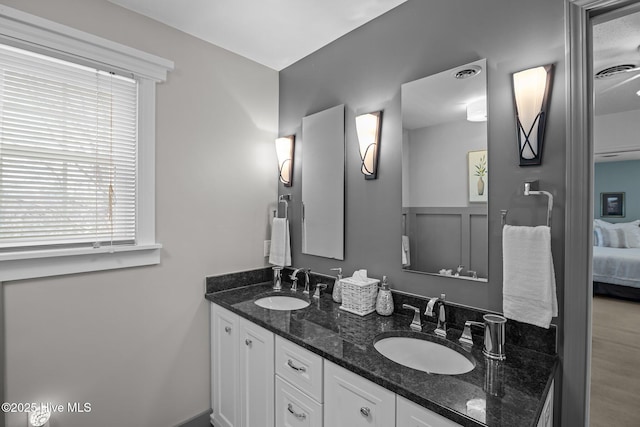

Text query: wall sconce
(275, 135), (295, 187)
(28, 404), (51, 427)
(355, 111), (382, 179)
(512, 64), (553, 166)
(467, 98), (487, 122)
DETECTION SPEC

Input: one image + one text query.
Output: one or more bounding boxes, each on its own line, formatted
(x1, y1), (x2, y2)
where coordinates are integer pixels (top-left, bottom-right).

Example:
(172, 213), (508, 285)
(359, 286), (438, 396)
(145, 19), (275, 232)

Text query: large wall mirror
(301, 104), (345, 260)
(401, 59), (488, 281)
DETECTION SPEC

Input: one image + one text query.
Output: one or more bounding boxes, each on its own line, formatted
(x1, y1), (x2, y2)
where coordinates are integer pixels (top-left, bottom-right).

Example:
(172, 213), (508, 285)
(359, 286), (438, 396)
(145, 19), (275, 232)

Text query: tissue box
(339, 277), (380, 316)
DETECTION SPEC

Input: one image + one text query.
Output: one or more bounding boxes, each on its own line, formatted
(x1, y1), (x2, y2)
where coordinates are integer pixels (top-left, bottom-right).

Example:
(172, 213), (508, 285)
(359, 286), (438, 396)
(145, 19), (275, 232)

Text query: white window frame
(0, 5), (174, 281)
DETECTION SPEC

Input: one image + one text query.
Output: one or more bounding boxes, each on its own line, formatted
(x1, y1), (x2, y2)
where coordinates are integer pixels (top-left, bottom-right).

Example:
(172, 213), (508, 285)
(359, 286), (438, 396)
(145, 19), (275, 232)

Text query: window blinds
(0, 44), (138, 250)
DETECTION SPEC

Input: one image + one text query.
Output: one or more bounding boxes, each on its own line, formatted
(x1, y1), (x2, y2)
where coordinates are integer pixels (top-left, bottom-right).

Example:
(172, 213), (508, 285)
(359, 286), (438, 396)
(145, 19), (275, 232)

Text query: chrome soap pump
(376, 276), (394, 316)
(331, 267), (343, 303)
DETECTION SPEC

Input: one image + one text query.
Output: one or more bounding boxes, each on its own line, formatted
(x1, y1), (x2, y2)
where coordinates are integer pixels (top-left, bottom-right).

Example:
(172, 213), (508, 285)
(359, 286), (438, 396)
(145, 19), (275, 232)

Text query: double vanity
(206, 268), (557, 427)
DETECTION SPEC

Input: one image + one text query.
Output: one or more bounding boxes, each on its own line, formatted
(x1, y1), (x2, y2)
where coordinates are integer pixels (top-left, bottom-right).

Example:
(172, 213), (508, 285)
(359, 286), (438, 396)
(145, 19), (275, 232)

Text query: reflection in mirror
(301, 104), (345, 260)
(401, 59), (488, 281)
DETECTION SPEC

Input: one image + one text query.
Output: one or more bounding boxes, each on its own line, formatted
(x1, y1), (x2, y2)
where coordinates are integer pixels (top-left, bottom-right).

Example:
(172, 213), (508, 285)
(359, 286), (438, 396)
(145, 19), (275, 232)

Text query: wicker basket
(339, 277), (380, 316)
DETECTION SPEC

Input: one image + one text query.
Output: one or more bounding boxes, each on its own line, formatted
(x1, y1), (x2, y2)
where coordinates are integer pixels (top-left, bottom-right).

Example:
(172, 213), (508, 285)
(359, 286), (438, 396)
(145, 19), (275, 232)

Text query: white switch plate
(264, 240), (271, 257)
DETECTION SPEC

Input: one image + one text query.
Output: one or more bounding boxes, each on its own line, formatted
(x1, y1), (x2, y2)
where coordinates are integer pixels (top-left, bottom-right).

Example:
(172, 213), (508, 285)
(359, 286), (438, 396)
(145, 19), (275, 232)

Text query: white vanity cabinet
(397, 396), (462, 427)
(210, 303), (274, 427)
(324, 360), (396, 427)
(210, 300), (554, 427)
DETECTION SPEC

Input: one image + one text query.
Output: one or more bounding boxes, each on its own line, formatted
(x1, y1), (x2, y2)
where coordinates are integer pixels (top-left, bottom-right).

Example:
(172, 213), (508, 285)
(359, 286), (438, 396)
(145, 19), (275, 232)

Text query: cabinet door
(397, 395), (462, 427)
(324, 360), (395, 427)
(275, 376), (323, 427)
(211, 303), (240, 427)
(239, 316), (275, 427)
(537, 381), (554, 427)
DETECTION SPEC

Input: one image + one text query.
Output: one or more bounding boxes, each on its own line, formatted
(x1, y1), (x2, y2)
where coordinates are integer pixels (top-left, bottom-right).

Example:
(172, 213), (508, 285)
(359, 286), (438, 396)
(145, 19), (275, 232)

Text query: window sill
(0, 243), (162, 282)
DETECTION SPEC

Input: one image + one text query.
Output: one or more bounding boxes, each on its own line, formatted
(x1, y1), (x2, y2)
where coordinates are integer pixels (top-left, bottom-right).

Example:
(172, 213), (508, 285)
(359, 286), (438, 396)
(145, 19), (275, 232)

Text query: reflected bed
(593, 246), (640, 301)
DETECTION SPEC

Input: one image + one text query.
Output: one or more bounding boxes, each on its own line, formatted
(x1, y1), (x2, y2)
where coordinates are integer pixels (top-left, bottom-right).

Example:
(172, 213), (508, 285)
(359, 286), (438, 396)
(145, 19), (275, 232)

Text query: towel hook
(276, 194), (291, 220)
(524, 182), (553, 227)
(501, 182), (553, 227)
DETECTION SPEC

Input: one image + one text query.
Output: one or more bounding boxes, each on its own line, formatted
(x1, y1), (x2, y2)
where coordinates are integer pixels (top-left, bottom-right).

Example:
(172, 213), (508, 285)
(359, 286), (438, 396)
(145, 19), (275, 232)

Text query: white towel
(269, 218), (291, 267)
(502, 225), (557, 329)
(402, 235), (411, 267)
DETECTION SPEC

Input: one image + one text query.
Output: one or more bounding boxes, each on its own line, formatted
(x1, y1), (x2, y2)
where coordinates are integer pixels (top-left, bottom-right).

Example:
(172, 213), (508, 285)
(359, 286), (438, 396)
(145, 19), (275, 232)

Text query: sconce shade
(275, 135), (295, 186)
(512, 64), (553, 166)
(29, 404), (51, 427)
(355, 111), (382, 179)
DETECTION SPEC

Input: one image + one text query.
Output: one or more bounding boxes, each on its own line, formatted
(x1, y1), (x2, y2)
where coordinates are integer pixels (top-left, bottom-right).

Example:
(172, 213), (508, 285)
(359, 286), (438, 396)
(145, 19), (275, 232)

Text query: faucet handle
(313, 283), (327, 299)
(402, 304), (422, 331)
(459, 321), (485, 346)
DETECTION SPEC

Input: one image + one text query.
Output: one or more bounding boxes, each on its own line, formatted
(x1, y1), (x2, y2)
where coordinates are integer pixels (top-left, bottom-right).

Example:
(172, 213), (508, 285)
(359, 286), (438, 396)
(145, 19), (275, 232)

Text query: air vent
(454, 65), (482, 80)
(595, 64), (636, 79)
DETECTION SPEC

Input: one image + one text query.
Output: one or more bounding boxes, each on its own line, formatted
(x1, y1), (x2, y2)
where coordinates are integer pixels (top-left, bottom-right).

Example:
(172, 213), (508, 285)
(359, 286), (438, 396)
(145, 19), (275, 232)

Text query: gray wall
(404, 121), (487, 207)
(1, 1), (278, 426)
(279, 0), (566, 314)
(594, 160), (640, 221)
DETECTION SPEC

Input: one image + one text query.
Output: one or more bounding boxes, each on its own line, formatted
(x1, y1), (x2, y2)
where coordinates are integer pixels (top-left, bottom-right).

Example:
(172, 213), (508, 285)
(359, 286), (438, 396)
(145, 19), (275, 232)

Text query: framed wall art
(601, 192), (625, 218)
(468, 150), (488, 203)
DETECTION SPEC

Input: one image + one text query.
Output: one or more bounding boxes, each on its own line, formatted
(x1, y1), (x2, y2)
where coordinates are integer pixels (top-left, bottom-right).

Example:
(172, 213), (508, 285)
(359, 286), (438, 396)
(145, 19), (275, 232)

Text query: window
(0, 5), (173, 281)
(0, 44), (138, 250)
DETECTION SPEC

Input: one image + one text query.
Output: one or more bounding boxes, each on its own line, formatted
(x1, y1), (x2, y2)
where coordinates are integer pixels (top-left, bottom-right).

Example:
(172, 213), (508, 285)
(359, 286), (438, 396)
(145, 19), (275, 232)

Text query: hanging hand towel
(269, 218), (291, 267)
(502, 225), (557, 329)
(402, 235), (411, 267)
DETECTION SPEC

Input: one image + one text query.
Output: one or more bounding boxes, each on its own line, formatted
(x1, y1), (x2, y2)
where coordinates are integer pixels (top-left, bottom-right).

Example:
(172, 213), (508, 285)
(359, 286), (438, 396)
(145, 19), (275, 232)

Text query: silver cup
(482, 314), (507, 361)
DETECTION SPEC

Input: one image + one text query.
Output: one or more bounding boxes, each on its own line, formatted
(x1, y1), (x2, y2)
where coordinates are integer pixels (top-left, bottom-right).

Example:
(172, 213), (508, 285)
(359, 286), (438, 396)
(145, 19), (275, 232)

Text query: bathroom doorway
(590, 4), (640, 426)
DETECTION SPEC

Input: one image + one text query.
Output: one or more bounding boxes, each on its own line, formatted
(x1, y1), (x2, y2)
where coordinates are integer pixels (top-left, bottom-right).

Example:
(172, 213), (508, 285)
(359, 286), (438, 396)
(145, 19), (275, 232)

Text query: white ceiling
(593, 8), (640, 162)
(107, 0), (407, 71)
(593, 9), (640, 117)
(402, 59), (486, 130)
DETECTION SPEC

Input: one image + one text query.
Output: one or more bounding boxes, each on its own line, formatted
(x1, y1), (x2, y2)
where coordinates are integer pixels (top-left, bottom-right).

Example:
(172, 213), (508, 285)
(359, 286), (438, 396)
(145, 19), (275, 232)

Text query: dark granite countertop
(206, 282), (557, 427)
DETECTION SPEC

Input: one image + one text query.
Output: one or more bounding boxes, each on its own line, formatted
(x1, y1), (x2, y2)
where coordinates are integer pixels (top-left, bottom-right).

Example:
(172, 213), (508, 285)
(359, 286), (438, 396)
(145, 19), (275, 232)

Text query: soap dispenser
(330, 268), (343, 303)
(376, 276), (394, 316)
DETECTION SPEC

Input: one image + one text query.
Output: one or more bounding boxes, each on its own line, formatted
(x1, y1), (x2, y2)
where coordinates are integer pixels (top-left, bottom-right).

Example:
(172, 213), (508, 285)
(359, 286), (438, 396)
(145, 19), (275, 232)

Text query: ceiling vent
(454, 65), (482, 80)
(595, 64), (637, 79)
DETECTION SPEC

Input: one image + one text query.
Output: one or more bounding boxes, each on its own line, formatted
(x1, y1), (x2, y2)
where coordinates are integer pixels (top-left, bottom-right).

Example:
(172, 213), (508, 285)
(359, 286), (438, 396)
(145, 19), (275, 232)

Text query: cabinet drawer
(276, 335), (324, 402)
(275, 376), (323, 427)
(324, 360), (395, 427)
(397, 395), (462, 427)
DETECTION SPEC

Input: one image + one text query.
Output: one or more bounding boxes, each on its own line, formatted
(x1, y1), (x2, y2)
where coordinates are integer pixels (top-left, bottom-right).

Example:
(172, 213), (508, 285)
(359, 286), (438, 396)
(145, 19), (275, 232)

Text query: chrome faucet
(425, 294), (447, 337)
(289, 268), (310, 294)
(402, 304), (422, 331)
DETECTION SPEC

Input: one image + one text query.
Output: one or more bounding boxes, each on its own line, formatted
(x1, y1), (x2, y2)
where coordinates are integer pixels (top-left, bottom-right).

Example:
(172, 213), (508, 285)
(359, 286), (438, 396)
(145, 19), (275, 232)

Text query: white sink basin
(374, 336), (474, 375)
(254, 295), (310, 311)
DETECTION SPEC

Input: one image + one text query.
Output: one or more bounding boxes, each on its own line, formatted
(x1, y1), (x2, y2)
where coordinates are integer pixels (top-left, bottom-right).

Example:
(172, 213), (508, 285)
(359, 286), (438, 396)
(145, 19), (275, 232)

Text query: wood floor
(590, 295), (640, 427)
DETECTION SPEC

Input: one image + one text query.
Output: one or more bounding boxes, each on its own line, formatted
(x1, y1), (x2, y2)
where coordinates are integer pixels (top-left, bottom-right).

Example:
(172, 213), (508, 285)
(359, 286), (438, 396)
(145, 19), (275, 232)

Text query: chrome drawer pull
(360, 407), (371, 417)
(287, 403), (306, 420)
(245, 339), (252, 346)
(287, 359), (307, 373)
(224, 326), (231, 334)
